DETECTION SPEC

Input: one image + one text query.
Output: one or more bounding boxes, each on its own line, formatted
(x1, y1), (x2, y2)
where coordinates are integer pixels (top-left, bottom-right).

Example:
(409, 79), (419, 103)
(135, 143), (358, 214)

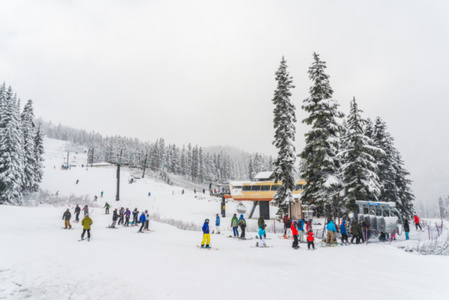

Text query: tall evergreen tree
(0, 96), (25, 204)
(271, 57), (297, 214)
(339, 98), (382, 212)
(21, 100), (37, 192)
(299, 53), (344, 216)
(33, 125), (44, 191)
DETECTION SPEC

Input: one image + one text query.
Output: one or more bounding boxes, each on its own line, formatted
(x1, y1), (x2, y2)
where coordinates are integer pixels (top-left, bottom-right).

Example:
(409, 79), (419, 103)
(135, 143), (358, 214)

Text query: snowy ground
(1, 138), (449, 300)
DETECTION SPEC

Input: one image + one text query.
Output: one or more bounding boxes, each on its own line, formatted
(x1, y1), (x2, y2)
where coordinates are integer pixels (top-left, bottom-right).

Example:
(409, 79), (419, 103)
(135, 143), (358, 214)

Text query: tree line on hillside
(38, 120), (273, 183)
(271, 53), (414, 219)
(0, 83), (44, 205)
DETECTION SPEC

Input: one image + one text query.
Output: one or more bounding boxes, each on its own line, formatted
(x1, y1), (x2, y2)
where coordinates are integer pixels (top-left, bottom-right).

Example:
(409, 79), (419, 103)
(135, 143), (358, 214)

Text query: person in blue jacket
(297, 218), (305, 243)
(238, 214), (247, 239)
(257, 224), (267, 247)
(340, 218), (348, 243)
(138, 212), (146, 233)
(201, 219), (211, 248)
(326, 219), (337, 244)
(215, 214), (221, 234)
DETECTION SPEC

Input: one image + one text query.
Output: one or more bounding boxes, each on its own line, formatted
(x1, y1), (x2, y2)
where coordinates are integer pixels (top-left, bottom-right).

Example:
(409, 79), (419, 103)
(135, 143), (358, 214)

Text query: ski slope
(0, 138), (448, 300)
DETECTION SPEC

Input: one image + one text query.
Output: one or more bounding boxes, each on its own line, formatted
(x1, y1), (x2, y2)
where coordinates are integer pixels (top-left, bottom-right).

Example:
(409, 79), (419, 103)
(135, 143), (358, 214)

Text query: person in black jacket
(62, 209), (72, 229)
(74, 205), (81, 222)
(110, 209), (119, 228)
(404, 219), (410, 240)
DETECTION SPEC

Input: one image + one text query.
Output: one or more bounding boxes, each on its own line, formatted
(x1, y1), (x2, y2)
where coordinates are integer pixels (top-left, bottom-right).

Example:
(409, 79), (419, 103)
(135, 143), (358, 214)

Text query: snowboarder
(74, 205), (81, 222)
(291, 221), (299, 249)
(404, 219), (410, 240)
(326, 219), (337, 244)
(201, 219), (211, 248)
(110, 209), (118, 228)
(340, 218), (348, 243)
(297, 218), (305, 242)
(104, 202), (110, 214)
(284, 217), (292, 239)
(257, 224), (267, 247)
(238, 214), (246, 239)
(138, 212), (146, 232)
(81, 213), (93, 241)
(145, 210), (150, 230)
(413, 215), (422, 231)
(62, 209), (72, 229)
(82, 205), (89, 216)
(231, 214), (239, 237)
(124, 208), (131, 226)
(307, 229), (315, 250)
(132, 208), (139, 225)
(351, 219), (361, 244)
(215, 214), (220, 234)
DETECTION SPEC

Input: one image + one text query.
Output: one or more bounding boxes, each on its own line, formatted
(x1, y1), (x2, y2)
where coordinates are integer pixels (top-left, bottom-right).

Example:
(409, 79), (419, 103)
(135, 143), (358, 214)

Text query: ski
(106, 226), (118, 229)
(250, 245), (274, 248)
(196, 245), (218, 250)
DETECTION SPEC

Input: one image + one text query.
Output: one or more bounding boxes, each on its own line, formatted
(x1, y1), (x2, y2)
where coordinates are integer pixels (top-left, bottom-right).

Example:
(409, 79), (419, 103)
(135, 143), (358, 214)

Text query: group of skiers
(62, 206), (92, 241)
(109, 207), (150, 232)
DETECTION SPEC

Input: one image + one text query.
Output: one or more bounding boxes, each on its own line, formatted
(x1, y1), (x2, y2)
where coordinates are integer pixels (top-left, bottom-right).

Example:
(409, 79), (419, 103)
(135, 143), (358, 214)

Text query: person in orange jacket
(413, 215), (422, 231)
(291, 221), (299, 249)
(307, 229), (315, 250)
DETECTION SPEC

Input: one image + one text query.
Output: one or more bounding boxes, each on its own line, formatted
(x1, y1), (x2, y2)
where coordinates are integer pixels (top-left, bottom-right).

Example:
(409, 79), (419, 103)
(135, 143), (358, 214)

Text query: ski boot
(205, 244), (210, 249)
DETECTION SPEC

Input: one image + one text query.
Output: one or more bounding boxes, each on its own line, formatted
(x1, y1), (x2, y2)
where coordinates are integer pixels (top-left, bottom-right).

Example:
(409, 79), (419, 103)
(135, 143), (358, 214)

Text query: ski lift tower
(107, 148), (128, 201)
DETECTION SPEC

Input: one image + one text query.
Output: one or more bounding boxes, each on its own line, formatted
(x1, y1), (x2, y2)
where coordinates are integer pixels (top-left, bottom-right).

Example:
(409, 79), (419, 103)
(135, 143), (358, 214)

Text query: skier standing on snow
(145, 210), (150, 230)
(326, 219), (337, 244)
(306, 219), (313, 231)
(238, 214), (246, 240)
(215, 214), (221, 234)
(258, 216), (266, 238)
(118, 207), (124, 225)
(138, 212), (146, 233)
(351, 219), (360, 244)
(104, 202), (110, 214)
(307, 229), (315, 250)
(110, 208), (118, 228)
(231, 214), (239, 237)
(413, 215), (422, 231)
(291, 221), (299, 249)
(81, 213), (93, 241)
(132, 208), (139, 225)
(62, 209), (72, 229)
(201, 219), (211, 248)
(82, 205), (89, 216)
(74, 205), (81, 222)
(283, 214), (289, 237)
(297, 218), (305, 243)
(101, 191), (104, 198)
(360, 219), (366, 243)
(404, 219), (410, 240)
(124, 208), (131, 227)
(257, 224), (267, 247)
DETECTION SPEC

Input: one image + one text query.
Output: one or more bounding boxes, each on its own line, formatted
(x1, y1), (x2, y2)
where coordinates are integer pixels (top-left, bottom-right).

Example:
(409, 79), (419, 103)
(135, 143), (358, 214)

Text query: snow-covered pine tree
(33, 124), (44, 191)
(392, 148), (415, 219)
(0, 95), (25, 204)
(271, 57), (297, 215)
(21, 100), (37, 193)
(299, 53), (344, 217)
(339, 98), (382, 212)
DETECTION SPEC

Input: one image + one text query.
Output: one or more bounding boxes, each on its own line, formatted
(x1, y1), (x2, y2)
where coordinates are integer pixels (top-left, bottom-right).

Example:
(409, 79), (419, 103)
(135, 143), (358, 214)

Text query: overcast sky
(1, 0), (448, 207)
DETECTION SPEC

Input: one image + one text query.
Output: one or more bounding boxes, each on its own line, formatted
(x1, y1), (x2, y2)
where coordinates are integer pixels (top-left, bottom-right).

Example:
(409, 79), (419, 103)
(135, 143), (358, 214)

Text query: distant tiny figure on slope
(62, 209), (72, 229)
(76, 179), (79, 185)
(94, 195), (98, 202)
(100, 191), (104, 198)
(82, 205), (89, 216)
(104, 202), (110, 214)
(215, 214), (220, 234)
(201, 219), (211, 248)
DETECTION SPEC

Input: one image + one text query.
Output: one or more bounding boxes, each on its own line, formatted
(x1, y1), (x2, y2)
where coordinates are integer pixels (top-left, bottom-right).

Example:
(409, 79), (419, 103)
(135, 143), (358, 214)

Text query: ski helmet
(205, 219), (209, 222)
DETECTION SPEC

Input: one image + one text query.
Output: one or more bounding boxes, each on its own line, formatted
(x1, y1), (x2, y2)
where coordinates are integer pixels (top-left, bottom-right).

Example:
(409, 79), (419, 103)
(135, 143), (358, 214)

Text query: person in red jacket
(307, 229), (315, 250)
(413, 215), (422, 231)
(291, 221), (299, 249)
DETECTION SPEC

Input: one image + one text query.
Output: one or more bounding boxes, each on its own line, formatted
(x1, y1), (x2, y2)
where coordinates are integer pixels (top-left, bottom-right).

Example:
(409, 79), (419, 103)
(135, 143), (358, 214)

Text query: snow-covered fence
(410, 220), (448, 255)
(149, 212), (202, 231)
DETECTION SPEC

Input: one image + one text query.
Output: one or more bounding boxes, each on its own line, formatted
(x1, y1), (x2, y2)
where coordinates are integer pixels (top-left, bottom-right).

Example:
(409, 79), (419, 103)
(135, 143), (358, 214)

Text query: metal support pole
(66, 151), (69, 169)
(116, 164), (120, 201)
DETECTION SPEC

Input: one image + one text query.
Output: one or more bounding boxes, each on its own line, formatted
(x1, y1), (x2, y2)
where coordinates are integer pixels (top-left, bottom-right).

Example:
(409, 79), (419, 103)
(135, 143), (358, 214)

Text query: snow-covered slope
(1, 138), (448, 300)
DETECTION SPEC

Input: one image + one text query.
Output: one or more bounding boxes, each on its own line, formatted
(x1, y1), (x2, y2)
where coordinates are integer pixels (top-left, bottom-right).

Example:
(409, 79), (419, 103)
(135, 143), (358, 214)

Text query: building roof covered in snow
(254, 171), (275, 181)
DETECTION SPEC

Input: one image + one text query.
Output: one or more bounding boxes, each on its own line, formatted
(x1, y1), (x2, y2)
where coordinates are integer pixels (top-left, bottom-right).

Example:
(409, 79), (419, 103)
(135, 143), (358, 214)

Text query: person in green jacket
(81, 214), (93, 241)
(104, 202), (110, 214)
(231, 214), (239, 237)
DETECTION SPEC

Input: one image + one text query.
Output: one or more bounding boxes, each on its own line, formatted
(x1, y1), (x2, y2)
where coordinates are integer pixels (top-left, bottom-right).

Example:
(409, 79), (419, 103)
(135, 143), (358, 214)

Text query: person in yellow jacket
(81, 214), (93, 241)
